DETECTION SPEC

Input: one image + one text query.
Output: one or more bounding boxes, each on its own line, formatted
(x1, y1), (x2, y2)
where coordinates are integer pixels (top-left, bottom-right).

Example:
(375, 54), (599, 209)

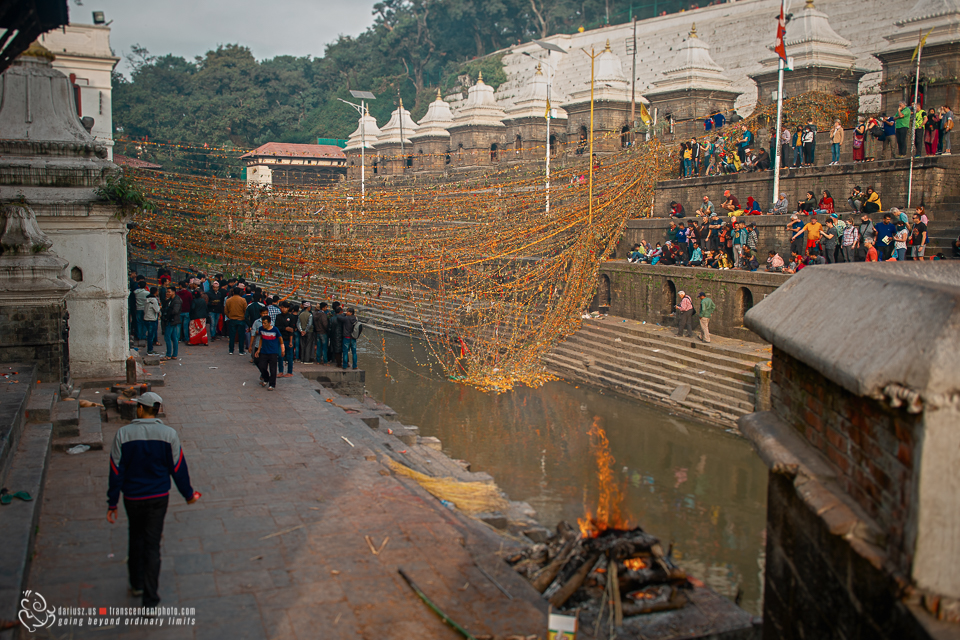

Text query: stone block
(476, 511), (508, 530)
(522, 527), (552, 544)
(669, 384), (692, 403)
(51, 400), (79, 437)
(419, 436), (442, 451)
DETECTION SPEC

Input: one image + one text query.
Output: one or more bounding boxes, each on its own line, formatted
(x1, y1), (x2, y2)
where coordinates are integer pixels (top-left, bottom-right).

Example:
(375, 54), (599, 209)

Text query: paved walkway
(26, 344), (544, 639)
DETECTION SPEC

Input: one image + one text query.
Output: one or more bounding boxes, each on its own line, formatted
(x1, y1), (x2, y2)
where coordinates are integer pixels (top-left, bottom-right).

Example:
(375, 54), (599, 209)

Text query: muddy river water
(358, 330), (768, 615)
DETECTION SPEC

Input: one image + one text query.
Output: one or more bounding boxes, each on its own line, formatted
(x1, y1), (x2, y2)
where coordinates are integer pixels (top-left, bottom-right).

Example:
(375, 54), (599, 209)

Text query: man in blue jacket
(107, 392), (199, 608)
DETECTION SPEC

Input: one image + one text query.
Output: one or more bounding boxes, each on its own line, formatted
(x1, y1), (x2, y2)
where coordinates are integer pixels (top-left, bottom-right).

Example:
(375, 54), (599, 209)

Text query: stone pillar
(0, 204), (74, 382)
(0, 44), (127, 379)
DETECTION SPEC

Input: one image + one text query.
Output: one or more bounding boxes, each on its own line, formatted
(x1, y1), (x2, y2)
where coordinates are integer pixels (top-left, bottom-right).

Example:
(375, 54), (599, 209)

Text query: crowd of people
(127, 272), (363, 389)
(676, 104), (954, 179)
(628, 191), (946, 273)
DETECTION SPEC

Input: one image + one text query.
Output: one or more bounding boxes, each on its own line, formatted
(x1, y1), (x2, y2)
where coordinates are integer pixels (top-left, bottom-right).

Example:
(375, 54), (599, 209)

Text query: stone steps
(551, 337), (755, 409)
(542, 318), (768, 426)
(543, 350), (742, 426)
(0, 415), (52, 627)
(52, 406), (104, 452)
(569, 326), (763, 386)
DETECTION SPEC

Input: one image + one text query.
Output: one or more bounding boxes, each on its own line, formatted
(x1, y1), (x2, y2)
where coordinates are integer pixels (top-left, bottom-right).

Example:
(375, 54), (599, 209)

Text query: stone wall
(770, 345), (920, 574)
(651, 154), (960, 219)
(598, 262), (788, 342)
(0, 304), (67, 383)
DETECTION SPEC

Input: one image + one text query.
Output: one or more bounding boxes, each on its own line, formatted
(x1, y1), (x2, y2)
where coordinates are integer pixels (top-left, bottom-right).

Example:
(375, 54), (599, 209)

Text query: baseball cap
(137, 391), (163, 407)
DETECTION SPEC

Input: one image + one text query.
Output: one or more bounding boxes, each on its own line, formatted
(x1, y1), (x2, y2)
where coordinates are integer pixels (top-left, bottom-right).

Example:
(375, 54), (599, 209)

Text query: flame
(622, 557), (647, 571)
(578, 417), (630, 537)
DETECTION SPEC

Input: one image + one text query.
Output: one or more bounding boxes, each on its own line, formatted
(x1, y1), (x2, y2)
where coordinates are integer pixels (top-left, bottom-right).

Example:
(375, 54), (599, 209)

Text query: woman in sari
(852, 118), (866, 163)
(188, 290), (209, 346)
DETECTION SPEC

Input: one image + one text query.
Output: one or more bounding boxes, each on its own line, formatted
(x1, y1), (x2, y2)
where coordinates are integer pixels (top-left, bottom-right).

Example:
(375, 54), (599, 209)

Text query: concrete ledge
(0, 421), (52, 625)
(744, 263), (960, 399)
(739, 411), (892, 568)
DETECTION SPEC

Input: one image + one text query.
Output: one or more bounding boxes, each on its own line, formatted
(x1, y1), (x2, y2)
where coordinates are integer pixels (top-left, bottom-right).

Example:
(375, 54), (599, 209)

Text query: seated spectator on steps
(689, 242), (704, 266)
(848, 186), (864, 213)
(807, 247), (826, 265)
(696, 195), (714, 218)
(766, 251), (784, 272)
(646, 243), (663, 264)
(669, 201), (686, 218)
(628, 244), (645, 262)
(740, 248), (760, 271)
(744, 197), (763, 215)
(720, 190), (741, 214)
(863, 186), (882, 214)
(750, 148), (771, 172)
(815, 190), (835, 215)
(772, 193), (788, 215)
(798, 191), (817, 215)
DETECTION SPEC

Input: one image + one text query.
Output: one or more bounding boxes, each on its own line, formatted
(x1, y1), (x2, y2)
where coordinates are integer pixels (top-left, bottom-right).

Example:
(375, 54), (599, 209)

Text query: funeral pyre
(506, 522), (690, 622)
(505, 419), (692, 627)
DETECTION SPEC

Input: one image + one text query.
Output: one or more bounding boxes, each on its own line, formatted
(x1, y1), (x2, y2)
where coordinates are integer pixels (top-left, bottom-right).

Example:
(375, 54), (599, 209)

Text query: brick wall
(763, 471), (934, 640)
(0, 304), (67, 384)
(770, 346), (920, 573)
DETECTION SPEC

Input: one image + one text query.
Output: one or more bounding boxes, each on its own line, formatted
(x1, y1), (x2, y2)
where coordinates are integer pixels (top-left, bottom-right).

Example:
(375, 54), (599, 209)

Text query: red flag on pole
(775, 0), (787, 61)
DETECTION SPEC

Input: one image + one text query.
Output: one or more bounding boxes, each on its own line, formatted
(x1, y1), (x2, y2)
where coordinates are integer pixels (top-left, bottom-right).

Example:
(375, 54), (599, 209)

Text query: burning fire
(577, 418), (630, 537)
(622, 557), (647, 571)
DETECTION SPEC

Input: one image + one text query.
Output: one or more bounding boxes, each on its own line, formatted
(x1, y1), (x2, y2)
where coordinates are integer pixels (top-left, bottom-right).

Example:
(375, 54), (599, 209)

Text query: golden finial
(478, 71), (485, 84)
(21, 41), (55, 61)
(399, 97), (404, 110)
(690, 23), (698, 38)
(536, 62), (543, 75)
(805, 0), (815, 8)
(436, 87), (442, 100)
(605, 39), (612, 51)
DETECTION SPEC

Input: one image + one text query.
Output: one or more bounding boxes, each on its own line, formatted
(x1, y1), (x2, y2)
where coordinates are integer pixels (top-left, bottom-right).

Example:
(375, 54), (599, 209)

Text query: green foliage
(95, 172), (156, 219)
(112, 0), (693, 175)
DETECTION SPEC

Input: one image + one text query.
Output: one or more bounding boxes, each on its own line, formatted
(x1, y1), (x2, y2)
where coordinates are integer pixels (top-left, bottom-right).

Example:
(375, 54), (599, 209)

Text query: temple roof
(648, 24), (737, 96)
(757, 0), (860, 71)
(377, 102), (419, 145)
(505, 64), (568, 120)
(566, 41), (632, 105)
(412, 90), (453, 139)
(240, 142), (345, 160)
(344, 111), (381, 151)
(452, 73), (506, 128)
(885, 0), (960, 51)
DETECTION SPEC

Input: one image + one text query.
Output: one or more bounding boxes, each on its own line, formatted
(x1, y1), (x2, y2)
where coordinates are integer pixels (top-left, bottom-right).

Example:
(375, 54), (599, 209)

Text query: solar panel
(350, 90), (376, 100)
(533, 40), (567, 54)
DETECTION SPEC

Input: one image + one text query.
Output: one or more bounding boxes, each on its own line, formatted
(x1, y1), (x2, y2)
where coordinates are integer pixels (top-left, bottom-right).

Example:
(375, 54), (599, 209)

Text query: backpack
(870, 125), (884, 139)
(351, 320), (363, 339)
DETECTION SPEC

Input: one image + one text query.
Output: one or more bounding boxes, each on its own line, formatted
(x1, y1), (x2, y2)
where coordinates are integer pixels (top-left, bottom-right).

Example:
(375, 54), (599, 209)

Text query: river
(358, 329), (767, 615)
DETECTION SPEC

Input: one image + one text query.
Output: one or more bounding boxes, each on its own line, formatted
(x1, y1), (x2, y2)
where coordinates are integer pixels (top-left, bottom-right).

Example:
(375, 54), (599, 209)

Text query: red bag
(189, 319), (208, 345)
(217, 314), (224, 334)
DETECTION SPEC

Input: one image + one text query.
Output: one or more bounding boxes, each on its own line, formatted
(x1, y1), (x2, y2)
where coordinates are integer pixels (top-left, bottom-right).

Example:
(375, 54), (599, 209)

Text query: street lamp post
(529, 40), (568, 216)
(338, 90), (376, 201)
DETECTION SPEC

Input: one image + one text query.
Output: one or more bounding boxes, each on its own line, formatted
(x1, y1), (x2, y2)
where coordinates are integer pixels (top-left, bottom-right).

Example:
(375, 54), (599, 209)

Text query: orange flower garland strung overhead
(127, 92), (852, 392)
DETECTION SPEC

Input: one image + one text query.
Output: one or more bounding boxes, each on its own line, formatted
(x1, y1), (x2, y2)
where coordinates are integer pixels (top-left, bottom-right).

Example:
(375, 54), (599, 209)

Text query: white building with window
(39, 23), (119, 159)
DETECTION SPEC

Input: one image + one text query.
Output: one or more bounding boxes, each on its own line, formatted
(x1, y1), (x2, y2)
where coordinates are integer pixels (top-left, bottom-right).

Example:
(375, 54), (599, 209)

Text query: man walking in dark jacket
(328, 302), (343, 367)
(161, 288), (182, 360)
(107, 392), (199, 608)
(276, 301), (298, 377)
(313, 303), (330, 364)
(338, 307), (359, 369)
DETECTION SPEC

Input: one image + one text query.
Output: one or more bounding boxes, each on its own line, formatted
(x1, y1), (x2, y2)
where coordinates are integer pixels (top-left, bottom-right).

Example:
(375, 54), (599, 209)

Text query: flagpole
(907, 28), (923, 209)
(773, 57), (784, 208)
(772, 0), (787, 210)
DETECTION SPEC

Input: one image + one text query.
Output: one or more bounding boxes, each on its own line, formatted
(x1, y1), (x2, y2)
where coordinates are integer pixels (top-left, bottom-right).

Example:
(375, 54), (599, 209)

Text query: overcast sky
(80, 0), (380, 76)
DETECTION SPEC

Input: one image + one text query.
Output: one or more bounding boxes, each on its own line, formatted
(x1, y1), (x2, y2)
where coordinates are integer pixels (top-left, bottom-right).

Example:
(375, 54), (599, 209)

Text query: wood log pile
(506, 522), (691, 622)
